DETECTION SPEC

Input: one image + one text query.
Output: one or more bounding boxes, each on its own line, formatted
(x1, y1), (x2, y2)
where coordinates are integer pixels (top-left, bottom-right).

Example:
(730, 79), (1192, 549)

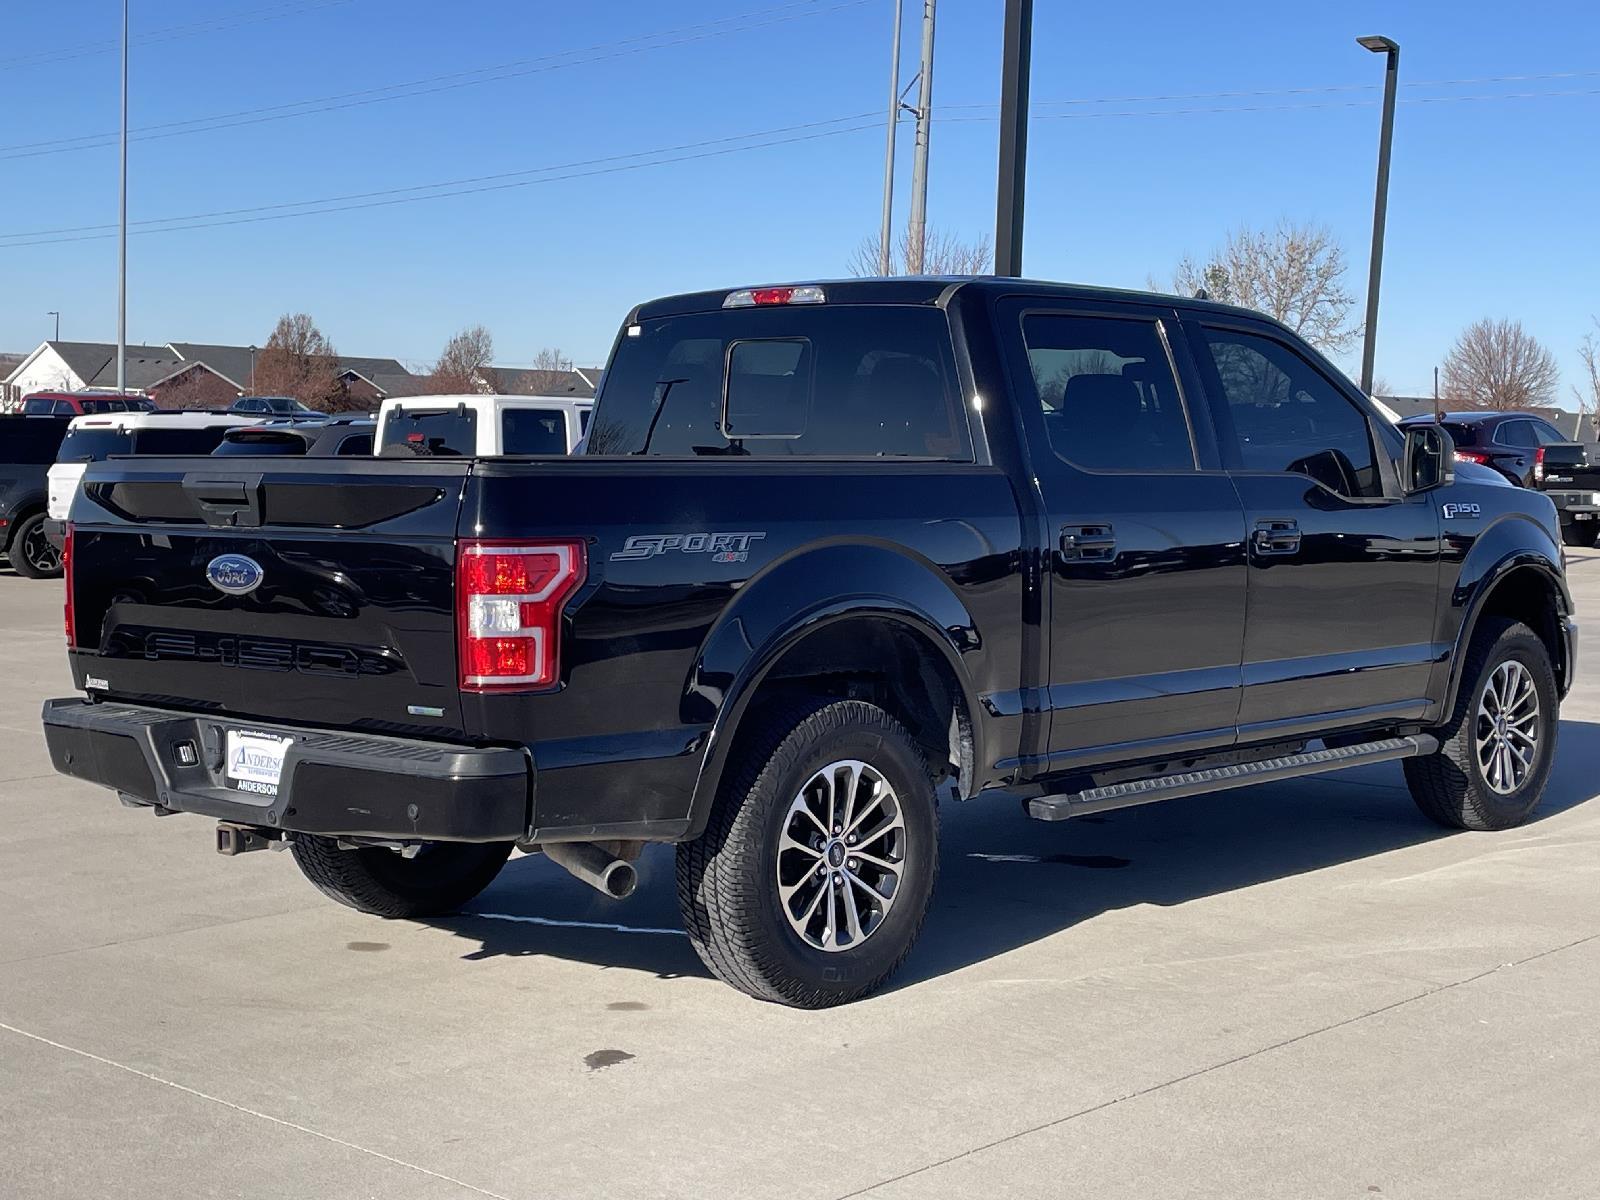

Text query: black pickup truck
(42, 279), (1576, 1007)
(1532, 441), (1600, 547)
(0, 414), (72, 577)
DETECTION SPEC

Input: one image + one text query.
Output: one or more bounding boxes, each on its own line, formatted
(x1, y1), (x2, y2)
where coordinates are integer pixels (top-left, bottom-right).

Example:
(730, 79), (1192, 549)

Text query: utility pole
(877, 0), (904, 276)
(117, 0), (129, 393)
(905, 0), (936, 274)
(47, 311), (60, 341)
(994, 0), (1033, 276)
(1357, 35), (1399, 396)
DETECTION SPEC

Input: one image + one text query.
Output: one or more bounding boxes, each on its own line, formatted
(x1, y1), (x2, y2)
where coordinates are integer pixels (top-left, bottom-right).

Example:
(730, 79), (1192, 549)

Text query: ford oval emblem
(206, 554), (264, 596)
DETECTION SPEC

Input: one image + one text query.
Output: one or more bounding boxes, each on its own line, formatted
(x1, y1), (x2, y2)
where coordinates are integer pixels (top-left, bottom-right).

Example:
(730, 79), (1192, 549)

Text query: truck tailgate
(69, 457), (473, 738)
(1538, 442), (1600, 492)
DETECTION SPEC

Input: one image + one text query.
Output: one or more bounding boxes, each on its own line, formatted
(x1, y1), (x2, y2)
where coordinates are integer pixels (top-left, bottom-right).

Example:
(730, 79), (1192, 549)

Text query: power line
(0, 0), (359, 70)
(933, 68), (1600, 112)
(4, 83), (1594, 250)
(0, 0), (870, 161)
(0, 114), (885, 248)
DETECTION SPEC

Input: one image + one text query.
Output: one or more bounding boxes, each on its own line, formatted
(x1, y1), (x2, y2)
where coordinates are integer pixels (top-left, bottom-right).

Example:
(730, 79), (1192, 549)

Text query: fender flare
(680, 541), (987, 841)
(1441, 546), (1572, 716)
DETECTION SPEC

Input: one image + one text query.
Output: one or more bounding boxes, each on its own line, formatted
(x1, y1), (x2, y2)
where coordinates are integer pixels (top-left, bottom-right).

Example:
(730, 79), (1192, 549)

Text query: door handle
(1060, 523), (1116, 561)
(1252, 519), (1301, 556)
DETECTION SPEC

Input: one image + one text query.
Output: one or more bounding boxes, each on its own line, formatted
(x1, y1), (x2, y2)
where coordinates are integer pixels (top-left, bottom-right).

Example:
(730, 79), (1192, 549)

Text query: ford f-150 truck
(42, 278), (1577, 1007)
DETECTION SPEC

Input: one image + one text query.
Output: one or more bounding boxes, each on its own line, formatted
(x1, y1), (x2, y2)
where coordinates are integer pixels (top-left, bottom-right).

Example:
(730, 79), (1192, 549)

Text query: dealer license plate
(225, 729), (294, 795)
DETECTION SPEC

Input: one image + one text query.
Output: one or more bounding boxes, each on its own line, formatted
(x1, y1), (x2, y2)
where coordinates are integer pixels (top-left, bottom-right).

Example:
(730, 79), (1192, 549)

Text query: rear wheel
(1403, 617), (1558, 830)
(8, 513), (61, 579)
(291, 836), (512, 918)
(676, 699), (939, 1007)
(1560, 522), (1596, 548)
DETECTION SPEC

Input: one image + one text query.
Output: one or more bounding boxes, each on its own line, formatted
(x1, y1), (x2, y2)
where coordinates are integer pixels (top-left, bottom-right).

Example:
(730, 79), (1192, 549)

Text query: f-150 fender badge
(1442, 502), (1482, 520)
(611, 531), (767, 563)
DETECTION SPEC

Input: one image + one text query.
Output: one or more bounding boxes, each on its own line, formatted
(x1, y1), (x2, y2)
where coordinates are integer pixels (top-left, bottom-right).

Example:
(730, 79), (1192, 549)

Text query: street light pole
(1357, 34), (1399, 396)
(878, 0), (904, 276)
(47, 312), (60, 341)
(994, 0), (1033, 276)
(117, 0), (129, 394)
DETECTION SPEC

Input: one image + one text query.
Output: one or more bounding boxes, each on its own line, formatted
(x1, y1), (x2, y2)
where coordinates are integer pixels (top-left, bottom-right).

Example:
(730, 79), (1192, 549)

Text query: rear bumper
(41, 698), (530, 842)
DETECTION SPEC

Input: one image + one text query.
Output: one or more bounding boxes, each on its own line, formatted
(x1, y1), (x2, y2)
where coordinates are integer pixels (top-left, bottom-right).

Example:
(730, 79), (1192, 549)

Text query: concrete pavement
(3, 552), (1598, 1199)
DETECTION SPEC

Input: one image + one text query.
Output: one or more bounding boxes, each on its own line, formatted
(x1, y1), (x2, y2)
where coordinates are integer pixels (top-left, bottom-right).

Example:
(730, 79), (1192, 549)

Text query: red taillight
(1455, 449), (1490, 465)
(62, 522), (75, 645)
(456, 540), (585, 691)
(1534, 446), (1546, 483)
(722, 285), (826, 308)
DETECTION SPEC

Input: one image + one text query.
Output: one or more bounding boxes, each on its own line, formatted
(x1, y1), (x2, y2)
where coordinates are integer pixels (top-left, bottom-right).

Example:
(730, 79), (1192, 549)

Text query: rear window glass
(586, 306), (970, 459)
(1439, 422), (1478, 447)
(501, 408), (568, 454)
(213, 431), (308, 456)
(380, 408), (477, 456)
(132, 427), (237, 455)
(57, 428), (133, 460)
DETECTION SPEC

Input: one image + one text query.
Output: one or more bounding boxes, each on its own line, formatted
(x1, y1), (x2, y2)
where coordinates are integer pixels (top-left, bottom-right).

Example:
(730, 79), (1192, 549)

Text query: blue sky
(1, 0), (1596, 396)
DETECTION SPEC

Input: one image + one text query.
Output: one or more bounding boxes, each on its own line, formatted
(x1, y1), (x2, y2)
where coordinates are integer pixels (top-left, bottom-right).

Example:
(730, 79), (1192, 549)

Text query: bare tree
(252, 313), (346, 409)
(849, 227), (993, 277)
(1441, 318), (1560, 411)
(427, 324), (494, 393)
(1162, 221), (1359, 353)
(1575, 318), (1600, 439)
(520, 346), (578, 395)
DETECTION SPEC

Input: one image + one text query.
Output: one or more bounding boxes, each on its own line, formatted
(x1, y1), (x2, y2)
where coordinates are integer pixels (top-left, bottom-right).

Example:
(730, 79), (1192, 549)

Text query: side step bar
(1027, 735), (1438, 822)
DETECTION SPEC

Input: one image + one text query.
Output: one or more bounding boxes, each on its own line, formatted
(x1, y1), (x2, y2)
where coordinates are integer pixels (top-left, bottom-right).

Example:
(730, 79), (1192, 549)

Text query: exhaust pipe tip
(600, 859), (638, 900)
(542, 840), (638, 900)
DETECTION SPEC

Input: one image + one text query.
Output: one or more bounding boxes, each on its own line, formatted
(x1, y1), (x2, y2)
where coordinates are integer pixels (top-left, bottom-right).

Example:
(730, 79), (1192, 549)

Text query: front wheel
(1403, 617), (1558, 830)
(676, 700), (939, 1007)
(291, 836), (512, 917)
(8, 513), (62, 579)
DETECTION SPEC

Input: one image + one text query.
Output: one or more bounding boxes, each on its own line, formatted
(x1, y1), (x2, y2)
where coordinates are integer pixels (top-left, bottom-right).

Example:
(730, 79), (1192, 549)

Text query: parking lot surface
(4, 554), (1599, 1199)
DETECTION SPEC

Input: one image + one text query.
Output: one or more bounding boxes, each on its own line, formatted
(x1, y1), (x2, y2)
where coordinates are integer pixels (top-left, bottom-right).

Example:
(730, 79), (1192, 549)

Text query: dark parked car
(212, 415), (376, 458)
(1399, 411), (1598, 544)
(1398, 411), (1578, 488)
(0, 414), (72, 577)
(43, 278), (1575, 1007)
(230, 395), (321, 417)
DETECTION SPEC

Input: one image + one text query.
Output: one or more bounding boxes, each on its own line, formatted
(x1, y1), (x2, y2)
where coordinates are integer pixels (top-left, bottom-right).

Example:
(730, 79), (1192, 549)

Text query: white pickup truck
(374, 395), (593, 457)
(45, 411), (257, 542)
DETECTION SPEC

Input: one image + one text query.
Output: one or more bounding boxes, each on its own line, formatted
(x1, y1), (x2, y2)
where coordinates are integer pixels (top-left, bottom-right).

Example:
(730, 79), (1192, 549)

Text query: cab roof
(628, 275), (1268, 323)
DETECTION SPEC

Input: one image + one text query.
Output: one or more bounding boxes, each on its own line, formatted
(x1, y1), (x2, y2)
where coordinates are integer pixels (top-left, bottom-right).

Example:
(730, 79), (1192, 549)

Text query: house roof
(367, 372), (437, 398)
(41, 340), (169, 387)
(475, 365), (601, 398)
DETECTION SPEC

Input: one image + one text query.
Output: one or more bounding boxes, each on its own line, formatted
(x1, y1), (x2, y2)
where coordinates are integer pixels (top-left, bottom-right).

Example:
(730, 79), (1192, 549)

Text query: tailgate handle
(182, 473), (264, 528)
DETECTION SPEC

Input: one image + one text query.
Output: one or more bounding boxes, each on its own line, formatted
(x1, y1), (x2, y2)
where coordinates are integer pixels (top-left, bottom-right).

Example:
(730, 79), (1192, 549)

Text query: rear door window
(380, 408), (477, 456)
(501, 408), (568, 454)
(587, 306), (969, 459)
(1020, 313), (1196, 472)
(213, 431), (308, 456)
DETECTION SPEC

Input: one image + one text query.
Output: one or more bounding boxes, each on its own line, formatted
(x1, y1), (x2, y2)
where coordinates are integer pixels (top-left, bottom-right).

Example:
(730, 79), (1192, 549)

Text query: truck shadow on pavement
(425, 719), (1600, 992)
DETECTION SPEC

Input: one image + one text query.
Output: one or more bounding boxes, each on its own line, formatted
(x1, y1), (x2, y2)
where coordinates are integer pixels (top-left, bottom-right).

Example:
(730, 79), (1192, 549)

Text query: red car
(19, 390), (155, 415)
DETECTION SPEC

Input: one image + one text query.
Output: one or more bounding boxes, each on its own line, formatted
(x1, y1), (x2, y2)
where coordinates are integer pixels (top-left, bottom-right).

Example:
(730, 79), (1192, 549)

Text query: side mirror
(1402, 423), (1454, 494)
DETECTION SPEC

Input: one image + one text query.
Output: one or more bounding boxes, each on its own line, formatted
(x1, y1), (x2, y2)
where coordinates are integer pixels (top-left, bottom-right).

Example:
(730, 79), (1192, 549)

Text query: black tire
(290, 836), (513, 918)
(676, 699), (939, 1007)
(1560, 523), (1595, 548)
(8, 513), (62, 579)
(1403, 617), (1558, 830)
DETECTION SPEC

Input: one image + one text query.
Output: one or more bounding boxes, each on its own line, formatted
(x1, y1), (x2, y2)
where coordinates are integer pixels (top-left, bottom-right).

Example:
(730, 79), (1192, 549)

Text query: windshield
(379, 408), (477, 456)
